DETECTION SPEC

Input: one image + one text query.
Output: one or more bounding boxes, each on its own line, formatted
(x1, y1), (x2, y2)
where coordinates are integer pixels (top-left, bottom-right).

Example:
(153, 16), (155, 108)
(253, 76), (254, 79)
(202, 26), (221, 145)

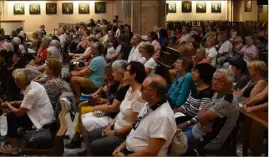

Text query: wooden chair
(0, 100), (69, 156)
(204, 120), (239, 156)
(155, 60), (172, 85)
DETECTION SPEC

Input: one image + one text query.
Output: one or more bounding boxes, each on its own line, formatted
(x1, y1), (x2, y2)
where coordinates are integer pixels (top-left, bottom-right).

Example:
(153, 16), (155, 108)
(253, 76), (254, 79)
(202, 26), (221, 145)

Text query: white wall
(166, 1), (228, 21)
(1, 1), (114, 34)
(239, 0), (258, 21)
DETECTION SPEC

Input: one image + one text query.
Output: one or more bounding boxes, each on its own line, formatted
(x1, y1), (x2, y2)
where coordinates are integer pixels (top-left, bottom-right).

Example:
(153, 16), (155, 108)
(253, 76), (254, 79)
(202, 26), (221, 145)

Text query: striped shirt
(181, 87), (214, 124)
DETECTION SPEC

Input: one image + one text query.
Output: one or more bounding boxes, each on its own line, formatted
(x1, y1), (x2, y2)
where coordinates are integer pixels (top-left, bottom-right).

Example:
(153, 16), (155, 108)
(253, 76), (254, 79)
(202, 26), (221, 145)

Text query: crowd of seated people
(0, 15), (267, 156)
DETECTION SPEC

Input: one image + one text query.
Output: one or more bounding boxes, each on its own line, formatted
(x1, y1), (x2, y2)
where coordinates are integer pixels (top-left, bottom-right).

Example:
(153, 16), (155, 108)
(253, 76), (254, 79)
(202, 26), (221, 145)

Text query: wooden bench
(204, 120), (239, 156)
(240, 109), (268, 156)
(159, 46), (181, 66)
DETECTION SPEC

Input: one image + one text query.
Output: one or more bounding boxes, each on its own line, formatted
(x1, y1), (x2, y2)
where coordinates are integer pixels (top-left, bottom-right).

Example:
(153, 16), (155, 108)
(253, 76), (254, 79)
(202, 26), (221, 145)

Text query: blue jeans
(185, 126), (200, 152)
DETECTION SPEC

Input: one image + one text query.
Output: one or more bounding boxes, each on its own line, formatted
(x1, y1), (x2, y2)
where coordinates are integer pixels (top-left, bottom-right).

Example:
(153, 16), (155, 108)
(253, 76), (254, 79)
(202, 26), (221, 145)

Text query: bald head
(145, 74), (168, 99)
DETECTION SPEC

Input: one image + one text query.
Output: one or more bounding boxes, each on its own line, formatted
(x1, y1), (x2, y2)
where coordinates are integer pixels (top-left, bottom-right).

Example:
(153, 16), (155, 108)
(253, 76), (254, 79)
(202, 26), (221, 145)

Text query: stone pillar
(131, 0), (166, 35)
(114, 0), (131, 26)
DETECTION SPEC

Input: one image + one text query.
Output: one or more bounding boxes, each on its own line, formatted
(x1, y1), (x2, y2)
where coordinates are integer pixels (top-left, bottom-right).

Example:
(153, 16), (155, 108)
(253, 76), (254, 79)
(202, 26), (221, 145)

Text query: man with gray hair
(113, 74), (177, 156)
(128, 34), (145, 63)
(57, 27), (67, 49)
(184, 69), (239, 153)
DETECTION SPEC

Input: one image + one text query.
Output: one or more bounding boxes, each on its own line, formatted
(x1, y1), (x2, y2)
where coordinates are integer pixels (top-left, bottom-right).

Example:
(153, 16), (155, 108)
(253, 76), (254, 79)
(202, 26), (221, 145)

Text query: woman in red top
(30, 36), (52, 66)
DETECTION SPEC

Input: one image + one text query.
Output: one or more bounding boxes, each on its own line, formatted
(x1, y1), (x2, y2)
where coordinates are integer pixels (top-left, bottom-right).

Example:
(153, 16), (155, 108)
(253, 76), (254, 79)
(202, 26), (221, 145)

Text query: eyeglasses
(140, 86), (154, 92)
(124, 69), (131, 72)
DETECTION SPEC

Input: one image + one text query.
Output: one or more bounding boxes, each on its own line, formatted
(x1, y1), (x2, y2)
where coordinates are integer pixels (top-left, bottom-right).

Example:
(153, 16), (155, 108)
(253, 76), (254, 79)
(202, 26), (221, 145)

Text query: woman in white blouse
(139, 43), (157, 75)
(79, 61), (147, 156)
(105, 37), (121, 63)
(1, 68), (54, 137)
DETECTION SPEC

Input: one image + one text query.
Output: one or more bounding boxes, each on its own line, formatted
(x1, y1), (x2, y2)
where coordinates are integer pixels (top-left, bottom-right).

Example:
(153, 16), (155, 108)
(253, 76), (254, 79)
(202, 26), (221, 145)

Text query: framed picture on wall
(62, 3), (73, 14)
(46, 3), (57, 14)
(79, 3), (89, 14)
(244, 0), (252, 12)
(29, 4), (40, 14)
(196, 2), (206, 13)
(168, 2), (176, 13)
(13, 3), (25, 15)
(211, 2), (221, 13)
(95, 2), (106, 13)
(182, 1), (192, 13)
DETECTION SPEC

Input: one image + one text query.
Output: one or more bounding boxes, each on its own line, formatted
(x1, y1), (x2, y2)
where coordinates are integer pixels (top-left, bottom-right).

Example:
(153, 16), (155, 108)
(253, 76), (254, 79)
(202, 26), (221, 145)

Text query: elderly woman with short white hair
(47, 46), (63, 61)
(26, 46), (63, 77)
(12, 36), (27, 54)
(66, 60), (130, 149)
(31, 36), (52, 65)
(3, 43), (14, 52)
(0, 68), (54, 138)
(50, 40), (62, 52)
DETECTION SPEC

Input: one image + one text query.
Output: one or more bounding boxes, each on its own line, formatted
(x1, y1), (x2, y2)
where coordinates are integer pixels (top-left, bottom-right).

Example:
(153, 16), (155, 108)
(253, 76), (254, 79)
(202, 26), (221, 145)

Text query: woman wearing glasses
(79, 61), (147, 156)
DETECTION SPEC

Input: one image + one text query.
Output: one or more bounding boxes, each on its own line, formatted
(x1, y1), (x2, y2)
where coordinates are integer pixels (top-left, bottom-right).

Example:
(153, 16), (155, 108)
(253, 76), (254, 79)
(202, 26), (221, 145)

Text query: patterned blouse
(43, 78), (67, 108)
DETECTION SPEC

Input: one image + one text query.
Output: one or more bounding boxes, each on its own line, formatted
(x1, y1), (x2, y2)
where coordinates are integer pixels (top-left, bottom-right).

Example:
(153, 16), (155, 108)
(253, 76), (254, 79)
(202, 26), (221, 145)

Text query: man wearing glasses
(113, 74), (177, 156)
(127, 34), (145, 63)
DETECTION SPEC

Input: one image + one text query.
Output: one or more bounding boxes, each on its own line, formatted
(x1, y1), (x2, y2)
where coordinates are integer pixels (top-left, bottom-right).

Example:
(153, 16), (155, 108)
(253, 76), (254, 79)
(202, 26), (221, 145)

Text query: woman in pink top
(147, 32), (161, 59)
(79, 29), (91, 49)
(240, 36), (259, 63)
(178, 26), (190, 44)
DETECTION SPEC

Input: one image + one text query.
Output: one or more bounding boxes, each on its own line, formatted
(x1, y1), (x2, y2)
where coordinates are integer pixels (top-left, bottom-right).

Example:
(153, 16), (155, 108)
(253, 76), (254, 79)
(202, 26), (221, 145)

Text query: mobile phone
(79, 95), (92, 102)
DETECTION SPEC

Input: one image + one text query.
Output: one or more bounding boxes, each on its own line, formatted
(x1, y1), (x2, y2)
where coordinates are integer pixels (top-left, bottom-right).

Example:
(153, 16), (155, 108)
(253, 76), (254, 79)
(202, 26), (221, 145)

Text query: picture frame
(29, 3), (40, 14)
(13, 3), (25, 15)
(46, 3), (57, 14)
(182, 1), (192, 13)
(62, 3), (73, 14)
(211, 2), (221, 13)
(196, 2), (206, 13)
(168, 2), (176, 13)
(79, 3), (89, 14)
(244, 0), (252, 12)
(95, 2), (106, 14)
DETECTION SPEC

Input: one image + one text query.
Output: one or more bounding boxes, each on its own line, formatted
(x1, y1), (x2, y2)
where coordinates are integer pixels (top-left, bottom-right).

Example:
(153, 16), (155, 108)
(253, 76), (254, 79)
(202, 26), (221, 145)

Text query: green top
(86, 55), (106, 88)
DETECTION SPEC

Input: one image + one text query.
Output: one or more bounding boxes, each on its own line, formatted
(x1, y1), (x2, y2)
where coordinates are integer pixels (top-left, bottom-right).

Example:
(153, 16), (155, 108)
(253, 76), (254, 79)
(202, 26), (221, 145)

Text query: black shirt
(108, 84), (130, 119)
(115, 85), (130, 102)
(234, 74), (250, 90)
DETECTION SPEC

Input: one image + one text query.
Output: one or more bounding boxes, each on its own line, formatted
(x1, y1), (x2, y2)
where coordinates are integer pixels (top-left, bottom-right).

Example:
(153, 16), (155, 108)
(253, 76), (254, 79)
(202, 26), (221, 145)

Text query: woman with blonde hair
(235, 60), (267, 101)
(205, 37), (218, 67)
(193, 47), (208, 65)
(139, 43), (157, 75)
(34, 58), (70, 107)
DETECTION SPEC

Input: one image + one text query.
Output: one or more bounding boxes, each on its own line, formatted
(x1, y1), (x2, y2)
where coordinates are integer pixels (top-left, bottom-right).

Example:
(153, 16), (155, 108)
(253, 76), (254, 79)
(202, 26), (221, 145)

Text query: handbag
(168, 127), (188, 156)
(93, 110), (107, 117)
(24, 127), (53, 149)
